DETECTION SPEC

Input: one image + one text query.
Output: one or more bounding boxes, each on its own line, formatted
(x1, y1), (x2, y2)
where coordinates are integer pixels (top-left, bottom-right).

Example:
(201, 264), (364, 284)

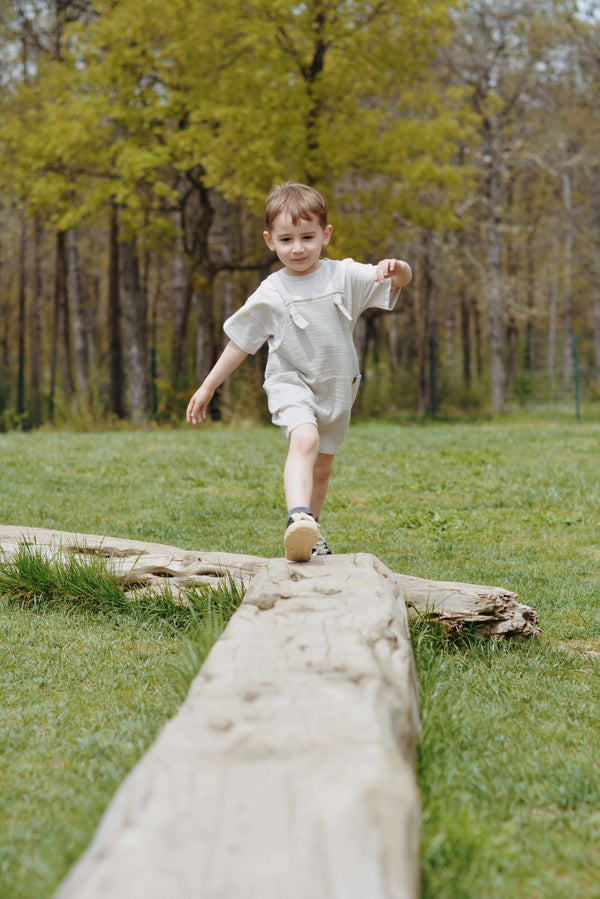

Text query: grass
(1, 417), (600, 896)
(0, 544), (243, 899)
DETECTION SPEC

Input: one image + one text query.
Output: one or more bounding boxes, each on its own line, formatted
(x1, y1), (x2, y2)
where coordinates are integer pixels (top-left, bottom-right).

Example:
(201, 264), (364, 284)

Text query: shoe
(312, 530), (332, 557)
(284, 512), (319, 562)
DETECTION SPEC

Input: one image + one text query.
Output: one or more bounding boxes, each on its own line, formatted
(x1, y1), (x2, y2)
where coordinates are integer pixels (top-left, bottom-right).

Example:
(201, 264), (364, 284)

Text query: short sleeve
(340, 258), (401, 321)
(223, 285), (280, 355)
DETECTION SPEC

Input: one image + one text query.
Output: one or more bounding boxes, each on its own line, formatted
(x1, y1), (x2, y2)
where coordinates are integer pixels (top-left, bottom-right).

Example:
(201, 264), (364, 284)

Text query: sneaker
(284, 512), (319, 562)
(312, 530), (332, 557)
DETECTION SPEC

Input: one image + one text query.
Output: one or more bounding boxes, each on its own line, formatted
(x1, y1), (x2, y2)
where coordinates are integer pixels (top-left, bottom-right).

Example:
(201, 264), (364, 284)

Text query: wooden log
(0, 526), (539, 896)
(0, 525), (540, 637)
(0, 524), (265, 593)
(52, 553), (421, 899)
(369, 557), (541, 639)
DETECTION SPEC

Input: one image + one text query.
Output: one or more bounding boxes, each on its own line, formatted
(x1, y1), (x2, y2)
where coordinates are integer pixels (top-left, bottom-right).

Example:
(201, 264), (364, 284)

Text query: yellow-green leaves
(0, 0), (473, 244)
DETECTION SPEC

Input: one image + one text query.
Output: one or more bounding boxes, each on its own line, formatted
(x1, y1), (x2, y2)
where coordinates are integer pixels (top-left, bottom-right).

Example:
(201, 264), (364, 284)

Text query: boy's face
(263, 212), (332, 276)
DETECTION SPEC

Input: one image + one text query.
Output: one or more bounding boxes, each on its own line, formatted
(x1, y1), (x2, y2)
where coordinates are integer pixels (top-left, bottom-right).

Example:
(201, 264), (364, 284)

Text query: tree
(441, 0), (567, 410)
(1, 0), (474, 423)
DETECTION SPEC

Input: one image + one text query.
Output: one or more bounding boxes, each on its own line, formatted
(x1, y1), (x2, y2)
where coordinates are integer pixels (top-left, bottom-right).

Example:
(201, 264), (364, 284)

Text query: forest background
(0, 0), (599, 430)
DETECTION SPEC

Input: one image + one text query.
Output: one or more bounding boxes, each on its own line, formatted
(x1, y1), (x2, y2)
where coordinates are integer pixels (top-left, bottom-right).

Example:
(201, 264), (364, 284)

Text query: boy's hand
(186, 385), (214, 425)
(374, 258), (412, 287)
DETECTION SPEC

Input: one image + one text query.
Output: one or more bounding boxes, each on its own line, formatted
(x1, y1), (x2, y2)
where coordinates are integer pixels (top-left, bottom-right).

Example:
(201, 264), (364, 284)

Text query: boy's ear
(323, 224), (333, 245)
(263, 230), (275, 251)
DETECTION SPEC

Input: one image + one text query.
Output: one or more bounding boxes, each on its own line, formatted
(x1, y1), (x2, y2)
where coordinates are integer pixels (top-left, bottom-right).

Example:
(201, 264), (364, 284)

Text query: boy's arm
(186, 340), (248, 424)
(374, 258), (413, 289)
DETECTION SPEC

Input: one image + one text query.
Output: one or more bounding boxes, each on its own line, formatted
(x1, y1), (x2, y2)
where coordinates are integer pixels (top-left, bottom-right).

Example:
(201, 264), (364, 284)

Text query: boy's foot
(284, 512), (319, 562)
(312, 530), (332, 557)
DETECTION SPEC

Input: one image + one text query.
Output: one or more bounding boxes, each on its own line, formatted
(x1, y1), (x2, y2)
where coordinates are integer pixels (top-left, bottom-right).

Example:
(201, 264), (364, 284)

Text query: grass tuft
(0, 543), (244, 633)
(0, 543), (244, 899)
(0, 542), (128, 612)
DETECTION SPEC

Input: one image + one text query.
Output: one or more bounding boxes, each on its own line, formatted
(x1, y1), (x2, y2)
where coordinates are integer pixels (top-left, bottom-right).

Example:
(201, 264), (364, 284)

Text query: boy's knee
(289, 423), (320, 457)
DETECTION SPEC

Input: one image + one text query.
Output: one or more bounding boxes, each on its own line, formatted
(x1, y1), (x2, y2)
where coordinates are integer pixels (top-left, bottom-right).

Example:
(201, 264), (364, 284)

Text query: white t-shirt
(224, 257), (399, 357)
(223, 257), (400, 452)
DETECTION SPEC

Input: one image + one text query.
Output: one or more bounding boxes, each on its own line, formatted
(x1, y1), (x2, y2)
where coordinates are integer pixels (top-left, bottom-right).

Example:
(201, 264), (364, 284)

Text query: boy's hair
(264, 182), (328, 230)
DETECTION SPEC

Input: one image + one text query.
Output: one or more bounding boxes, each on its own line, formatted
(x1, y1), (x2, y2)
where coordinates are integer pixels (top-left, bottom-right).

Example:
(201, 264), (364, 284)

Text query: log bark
(0, 526), (540, 897)
(48, 548), (421, 899)
(0, 526), (541, 639)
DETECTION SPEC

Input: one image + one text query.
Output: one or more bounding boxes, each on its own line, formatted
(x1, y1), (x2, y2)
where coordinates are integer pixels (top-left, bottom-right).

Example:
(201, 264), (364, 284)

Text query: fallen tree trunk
(52, 553), (421, 899)
(0, 525), (540, 638)
(0, 525), (540, 898)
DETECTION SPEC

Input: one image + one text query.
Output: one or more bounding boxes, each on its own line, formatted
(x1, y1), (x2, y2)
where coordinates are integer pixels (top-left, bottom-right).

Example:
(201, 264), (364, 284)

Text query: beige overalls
(263, 267), (362, 454)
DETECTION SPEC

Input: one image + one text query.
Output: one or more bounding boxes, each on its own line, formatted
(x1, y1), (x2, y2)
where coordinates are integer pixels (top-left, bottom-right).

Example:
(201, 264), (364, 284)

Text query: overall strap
(333, 294), (353, 321)
(270, 264), (349, 330)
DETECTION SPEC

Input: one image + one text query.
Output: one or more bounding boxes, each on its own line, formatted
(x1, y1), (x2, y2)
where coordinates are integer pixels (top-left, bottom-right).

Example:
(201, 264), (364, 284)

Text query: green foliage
(0, 0), (473, 243)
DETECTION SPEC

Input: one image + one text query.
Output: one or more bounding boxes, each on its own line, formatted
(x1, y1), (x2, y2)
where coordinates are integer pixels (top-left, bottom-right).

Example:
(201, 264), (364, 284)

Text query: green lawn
(1, 418), (600, 897)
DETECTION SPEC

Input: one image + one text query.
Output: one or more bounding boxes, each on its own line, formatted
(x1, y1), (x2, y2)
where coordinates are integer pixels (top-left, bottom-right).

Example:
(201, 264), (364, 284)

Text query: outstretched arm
(374, 258), (412, 289)
(186, 340), (248, 424)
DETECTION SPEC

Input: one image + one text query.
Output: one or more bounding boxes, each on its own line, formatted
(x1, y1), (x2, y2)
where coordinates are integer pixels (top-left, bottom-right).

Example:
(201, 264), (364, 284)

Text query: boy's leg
(283, 423), (320, 511)
(283, 423), (320, 562)
(310, 452), (335, 519)
(310, 452), (335, 557)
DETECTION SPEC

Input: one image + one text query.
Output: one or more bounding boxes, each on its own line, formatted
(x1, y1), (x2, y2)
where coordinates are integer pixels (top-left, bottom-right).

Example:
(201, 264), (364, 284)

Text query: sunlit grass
(0, 544), (243, 899)
(1, 418), (600, 896)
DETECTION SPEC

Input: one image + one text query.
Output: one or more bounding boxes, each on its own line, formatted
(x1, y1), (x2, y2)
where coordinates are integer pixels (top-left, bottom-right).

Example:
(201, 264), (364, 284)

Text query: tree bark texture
(67, 228), (88, 405)
(121, 237), (151, 424)
(17, 220), (26, 421)
(51, 551), (421, 899)
(561, 169), (574, 387)
(483, 118), (506, 412)
(0, 527), (541, 640)
(30, 217), (43, 426)
(108, 204), (124, 418)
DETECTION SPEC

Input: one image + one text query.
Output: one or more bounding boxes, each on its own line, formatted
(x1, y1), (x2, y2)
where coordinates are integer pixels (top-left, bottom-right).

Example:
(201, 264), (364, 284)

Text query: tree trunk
(444, 282), (455, 373)
(193, 286), (217, 389)
(121, 237), (151, 425)
(108, 205), (124, 418)
(0, 236), (9, 379)
(525, 198), (536, 373)
(17, 220), (26, 424)
(461, 295), (471, 389)
(67, 228), (89, 407)
(30, 217), (43, 427)
(593, 198), (600, 382)
(171, 175), (193, 392)
(52, 231), (75, 414)
(506, 314), (518, 394)
(547, 231), (559, 386)
(389, 313), (399, 372)
(561, 170), (574, 387)
(416, 232), (436, 417)
(483, 118), (505, 412)
(473, 298), (483, 378)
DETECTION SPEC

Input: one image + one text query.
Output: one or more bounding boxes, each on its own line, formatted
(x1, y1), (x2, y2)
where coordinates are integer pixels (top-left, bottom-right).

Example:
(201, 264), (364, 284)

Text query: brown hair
(264, 182), (328, 230)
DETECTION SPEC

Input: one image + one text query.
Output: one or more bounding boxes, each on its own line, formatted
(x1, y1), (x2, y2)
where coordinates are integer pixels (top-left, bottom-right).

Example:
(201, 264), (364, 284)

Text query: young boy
(186, 182), (412, 562)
